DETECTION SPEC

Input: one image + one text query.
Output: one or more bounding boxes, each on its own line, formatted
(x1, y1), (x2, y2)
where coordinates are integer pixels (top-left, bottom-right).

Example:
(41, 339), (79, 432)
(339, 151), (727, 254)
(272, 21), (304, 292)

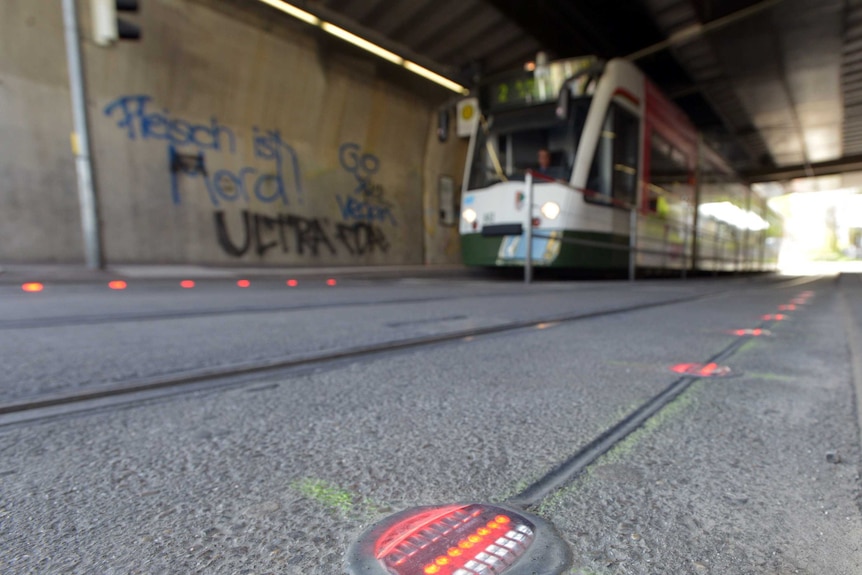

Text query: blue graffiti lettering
(336, 195), (397, 225)
(336, 142), (395, 225)
(169, 145), (295, 208)
(104, 95), (236, 152)
(102, 93), (308, 208)
(253, 127), (303, 205)
(339, 142), (380, 195)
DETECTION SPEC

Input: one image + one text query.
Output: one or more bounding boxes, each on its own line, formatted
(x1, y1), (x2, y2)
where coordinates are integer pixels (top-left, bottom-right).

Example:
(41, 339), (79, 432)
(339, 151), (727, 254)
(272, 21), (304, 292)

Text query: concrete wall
(0, 1), (82, 262)
(422, 118), (468, 265)
(0, 0), (467, 266)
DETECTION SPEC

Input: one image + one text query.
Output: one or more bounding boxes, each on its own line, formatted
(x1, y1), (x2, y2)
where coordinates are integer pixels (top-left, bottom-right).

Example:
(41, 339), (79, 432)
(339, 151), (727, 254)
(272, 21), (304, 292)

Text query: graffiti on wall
(104, 95), (304, 207)
(214, 210), (389, 258)
(103, 95), (395, 259)
(336, 143), (397, 226)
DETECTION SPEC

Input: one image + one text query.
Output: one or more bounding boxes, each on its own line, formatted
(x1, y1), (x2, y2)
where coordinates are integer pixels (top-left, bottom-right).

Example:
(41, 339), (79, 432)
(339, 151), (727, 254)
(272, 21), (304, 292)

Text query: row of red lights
(760, 290), (813, 321)
(19, 279), (338, 292)
(670, 290), (814, 377)
(423, 515), (512, 575)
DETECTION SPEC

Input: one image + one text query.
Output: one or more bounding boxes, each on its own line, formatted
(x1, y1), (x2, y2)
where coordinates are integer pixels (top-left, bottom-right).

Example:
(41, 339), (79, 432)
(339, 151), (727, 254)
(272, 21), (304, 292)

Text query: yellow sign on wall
(456, 98), (478, 138)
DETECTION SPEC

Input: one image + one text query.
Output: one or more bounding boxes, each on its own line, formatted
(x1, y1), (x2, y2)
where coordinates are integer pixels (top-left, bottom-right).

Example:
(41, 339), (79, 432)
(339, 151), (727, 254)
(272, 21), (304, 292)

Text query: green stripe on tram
(461, 231), (630, 269)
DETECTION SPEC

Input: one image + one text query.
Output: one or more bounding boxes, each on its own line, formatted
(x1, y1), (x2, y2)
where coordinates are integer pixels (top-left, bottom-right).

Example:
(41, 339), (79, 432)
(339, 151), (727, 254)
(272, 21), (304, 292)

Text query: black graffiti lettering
(336, 222), (390, 255)
(287, 214), (336, 257)
(169, 146), (206, 175)
(214, 210), (251, 257)
(254, 214), (280, 256)
(277, 214), (291, 253)
(215, 210), (350, 259)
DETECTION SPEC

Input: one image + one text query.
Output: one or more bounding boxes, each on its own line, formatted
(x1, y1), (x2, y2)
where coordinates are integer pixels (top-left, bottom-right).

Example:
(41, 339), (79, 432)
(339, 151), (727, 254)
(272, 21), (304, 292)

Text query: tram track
(0, 292), (520, 330)
(0, 289), (726, 427)
(506, 315), (766, 509)
(0, 275), (822, 429)
(0, 273), (803, 330)
(1, 276), (835, 575)
(341, 277), (825, 575)
(502, 275), (825, 510)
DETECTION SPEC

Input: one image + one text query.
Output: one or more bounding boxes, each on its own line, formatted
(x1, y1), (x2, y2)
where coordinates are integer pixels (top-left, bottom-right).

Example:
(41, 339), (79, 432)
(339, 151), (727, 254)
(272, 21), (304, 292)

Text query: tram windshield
(467, 98), (591, 190)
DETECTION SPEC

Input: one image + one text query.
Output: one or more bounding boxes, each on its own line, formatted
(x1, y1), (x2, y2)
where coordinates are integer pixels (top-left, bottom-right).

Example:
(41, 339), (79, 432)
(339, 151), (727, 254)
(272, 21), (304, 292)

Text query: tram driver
(536, 147), (566, 180)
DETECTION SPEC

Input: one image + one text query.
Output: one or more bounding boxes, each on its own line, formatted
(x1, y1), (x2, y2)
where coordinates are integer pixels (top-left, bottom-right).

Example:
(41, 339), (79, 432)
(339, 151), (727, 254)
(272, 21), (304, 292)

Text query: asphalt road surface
(1, 274), (860, 574)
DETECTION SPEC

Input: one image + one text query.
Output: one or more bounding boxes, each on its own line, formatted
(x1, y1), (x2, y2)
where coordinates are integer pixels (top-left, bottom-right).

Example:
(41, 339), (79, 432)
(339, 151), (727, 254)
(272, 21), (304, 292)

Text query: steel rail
(0, 275), (821, 427)
(506, 321), (763, 509)
(0, 291), (723, 425)
(506, 277), (826, 508)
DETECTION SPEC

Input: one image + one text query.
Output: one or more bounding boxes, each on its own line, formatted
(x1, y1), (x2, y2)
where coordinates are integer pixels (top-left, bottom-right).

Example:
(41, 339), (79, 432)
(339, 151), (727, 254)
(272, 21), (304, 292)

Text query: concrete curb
(839, 278), (862, 454)
(0, 263), (479, 285)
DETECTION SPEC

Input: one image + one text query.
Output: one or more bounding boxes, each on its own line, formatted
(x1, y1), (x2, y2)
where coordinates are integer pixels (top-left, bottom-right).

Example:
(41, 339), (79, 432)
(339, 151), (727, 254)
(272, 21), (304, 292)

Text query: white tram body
(459, 57), (780, 272)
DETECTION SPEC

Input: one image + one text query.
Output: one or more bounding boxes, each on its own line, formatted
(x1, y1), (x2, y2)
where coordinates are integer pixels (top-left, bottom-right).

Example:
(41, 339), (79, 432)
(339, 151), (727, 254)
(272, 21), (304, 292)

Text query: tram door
(586, 103), (639, 205)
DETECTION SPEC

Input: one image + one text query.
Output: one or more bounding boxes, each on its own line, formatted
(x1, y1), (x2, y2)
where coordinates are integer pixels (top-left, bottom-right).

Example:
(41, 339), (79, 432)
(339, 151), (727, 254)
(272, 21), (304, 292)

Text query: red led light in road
(790, 298), (807, 305)
(237, 279), (251, 288)
(702, 363), (719, 376)
(326, 278), (337, 286)
(778, 304), (796, 311)
(671, 363), (733, 377)
(732, 328), (770, 337)
(347, 502), (570, 575)
(372, 504), (535, 575)
(108, 280), (127, 290)
(180, 280), (195, 289)
(21, 282), (44, 293)
(762, 314), (787, 321)
(287, 279), (299, 287)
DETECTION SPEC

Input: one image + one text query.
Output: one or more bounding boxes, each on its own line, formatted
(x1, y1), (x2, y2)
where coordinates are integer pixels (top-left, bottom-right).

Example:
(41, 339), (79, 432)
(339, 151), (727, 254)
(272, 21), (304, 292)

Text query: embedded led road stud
(731, 328), (771, 337)
(347, 503), (570, 575)
(21, 282), (44, 293)
(671, 363), (733, 378)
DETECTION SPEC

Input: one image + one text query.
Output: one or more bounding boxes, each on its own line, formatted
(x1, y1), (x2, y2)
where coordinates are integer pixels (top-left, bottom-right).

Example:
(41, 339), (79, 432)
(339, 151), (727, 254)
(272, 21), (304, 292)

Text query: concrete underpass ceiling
(300, 0), (860, 191)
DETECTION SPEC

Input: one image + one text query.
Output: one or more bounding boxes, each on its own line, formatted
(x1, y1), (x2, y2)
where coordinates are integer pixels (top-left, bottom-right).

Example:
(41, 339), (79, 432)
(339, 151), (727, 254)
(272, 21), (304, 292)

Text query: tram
(459, 56), (781, 272)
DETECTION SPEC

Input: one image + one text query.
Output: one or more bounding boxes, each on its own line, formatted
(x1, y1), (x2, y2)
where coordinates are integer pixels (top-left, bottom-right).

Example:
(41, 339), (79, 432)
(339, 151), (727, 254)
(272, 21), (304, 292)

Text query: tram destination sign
(481, 57), (599, 112)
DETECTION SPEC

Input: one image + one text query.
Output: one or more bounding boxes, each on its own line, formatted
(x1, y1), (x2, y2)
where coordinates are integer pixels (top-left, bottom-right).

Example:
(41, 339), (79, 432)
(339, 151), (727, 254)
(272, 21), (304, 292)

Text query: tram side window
(586, 104), (639, 206)
(646, 132), (690, 215)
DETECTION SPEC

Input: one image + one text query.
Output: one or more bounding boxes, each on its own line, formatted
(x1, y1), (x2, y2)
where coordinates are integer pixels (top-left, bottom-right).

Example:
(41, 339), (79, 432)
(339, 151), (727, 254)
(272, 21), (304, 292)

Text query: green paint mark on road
(291, 478), (354, 513)
(743, 371), (796, 382)
(732, 337), (762, 358)
(290, 477), (391, 520)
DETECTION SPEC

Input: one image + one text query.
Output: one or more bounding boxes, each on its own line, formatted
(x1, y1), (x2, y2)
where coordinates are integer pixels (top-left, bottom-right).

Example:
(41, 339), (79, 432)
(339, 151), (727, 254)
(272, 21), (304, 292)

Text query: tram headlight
(462, 208), (478, 224)
(540, 201), (561, 220)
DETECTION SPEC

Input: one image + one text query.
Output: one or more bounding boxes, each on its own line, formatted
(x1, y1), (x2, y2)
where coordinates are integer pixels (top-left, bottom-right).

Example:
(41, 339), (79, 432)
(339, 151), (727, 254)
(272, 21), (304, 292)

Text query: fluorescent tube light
(258, 1), (469, 94)
(404, 61), (469, 94)
(321, 22), (404, 65)
(257, 0), (320, 26)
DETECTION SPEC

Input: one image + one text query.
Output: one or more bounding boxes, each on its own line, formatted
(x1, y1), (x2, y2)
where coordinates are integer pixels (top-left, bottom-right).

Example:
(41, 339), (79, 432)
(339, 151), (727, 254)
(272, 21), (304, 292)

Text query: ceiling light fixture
(258, 0), (469, 94)
(257, 0), (319, 25)
(321, 22), (404, 65)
